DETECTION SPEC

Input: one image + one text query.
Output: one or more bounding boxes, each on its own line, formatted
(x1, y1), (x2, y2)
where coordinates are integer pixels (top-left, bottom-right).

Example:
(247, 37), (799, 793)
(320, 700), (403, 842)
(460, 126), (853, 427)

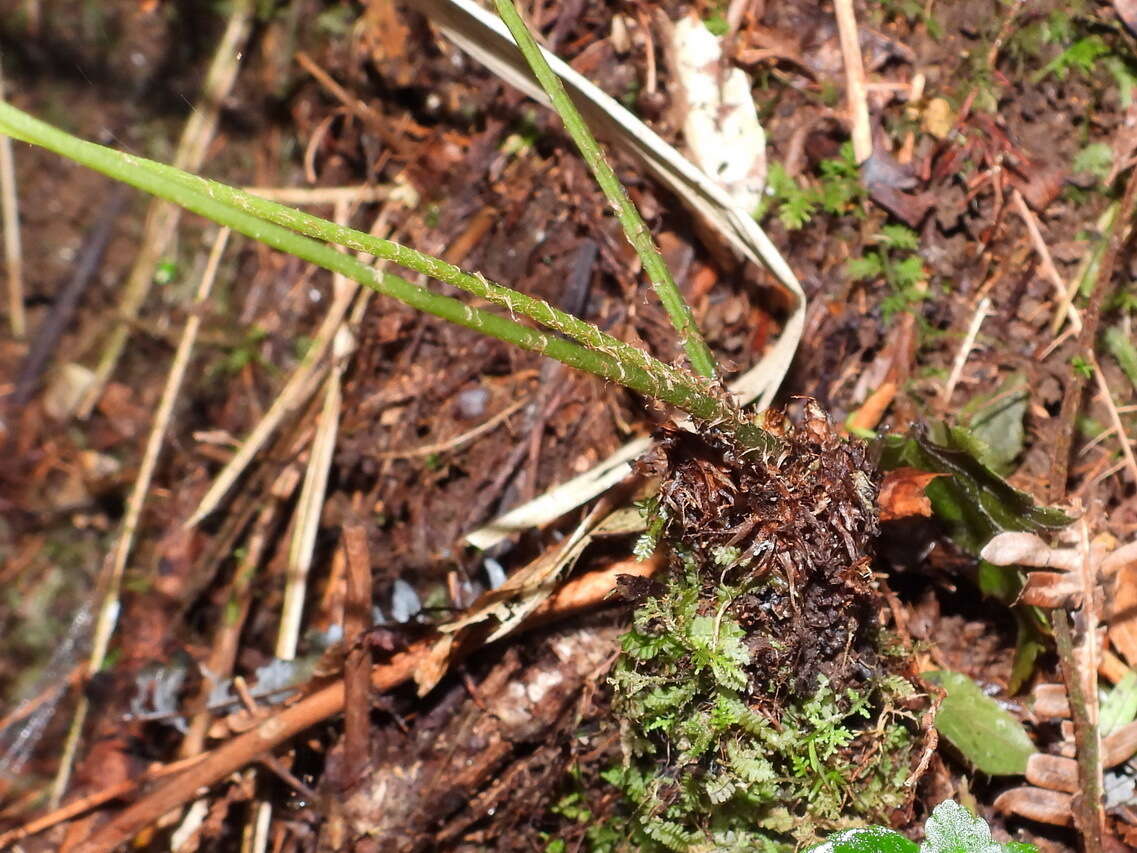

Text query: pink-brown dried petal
(1103, 720), (1137, 768)
(1019, 571), (1083, 608)
(1032, 683), (1070, 720)
(1025, 753), (1079, 794)
(994, 787), (1073, 826)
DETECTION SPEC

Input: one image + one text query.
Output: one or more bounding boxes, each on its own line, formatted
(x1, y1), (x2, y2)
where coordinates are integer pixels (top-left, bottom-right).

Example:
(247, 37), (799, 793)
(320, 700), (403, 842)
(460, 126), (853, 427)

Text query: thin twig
(70, 554), (661, 852)
(1011, 189), (1081, 334)
(939, 296), (990, 409)
(1051, 203), (1116, 336)
(377, 396), (528, 459)
(0, 753), (209, 848)
(0, 56), (24, 338)
(1049, 165), (1137, 503)
(833, 0), (872, 164)
(1090, 352), (1137, 486)
(76, 0), (255, 417)
(341, 520), (373, 788)
(1053, 607), (1104, 853)
(48, 228), (231, 808)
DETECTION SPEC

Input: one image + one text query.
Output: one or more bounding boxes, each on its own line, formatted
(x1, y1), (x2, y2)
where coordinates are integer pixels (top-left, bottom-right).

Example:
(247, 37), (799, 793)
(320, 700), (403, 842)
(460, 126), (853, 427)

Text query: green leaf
(958, 373), (1029, 475)
(878, 427), (1072, 555)
(848, 254), (885, 281)
(922, 800), (1004, 853)
(806, 826), (918, 853)
(1101, 670), (1137, 735)
(924, 671), (1036, 776)
(880, 224), (920, 251)
(892, 254), (927, 289)
(1008, 612), (1046, 694)
(1104, 55), (1137, 108)
(1105, 325), (1137, 393)
(1073, 142), (1114, 181)
(1035, 35), (1111, 82)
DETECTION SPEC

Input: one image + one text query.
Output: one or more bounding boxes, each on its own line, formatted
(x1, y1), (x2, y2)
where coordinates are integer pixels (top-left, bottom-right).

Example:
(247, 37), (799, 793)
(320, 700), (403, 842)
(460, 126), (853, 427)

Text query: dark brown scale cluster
(639, 401), (884, 701)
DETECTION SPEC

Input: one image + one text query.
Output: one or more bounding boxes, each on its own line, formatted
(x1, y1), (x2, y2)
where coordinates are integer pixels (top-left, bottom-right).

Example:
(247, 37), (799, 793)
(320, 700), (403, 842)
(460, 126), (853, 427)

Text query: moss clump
(600, 404), (925, 851)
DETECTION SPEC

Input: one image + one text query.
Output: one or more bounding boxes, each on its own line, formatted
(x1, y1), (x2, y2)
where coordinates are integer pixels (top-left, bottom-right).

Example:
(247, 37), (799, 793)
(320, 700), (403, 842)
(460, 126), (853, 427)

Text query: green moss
(570, 414), (923, 851)
(599, 570), (917, 852)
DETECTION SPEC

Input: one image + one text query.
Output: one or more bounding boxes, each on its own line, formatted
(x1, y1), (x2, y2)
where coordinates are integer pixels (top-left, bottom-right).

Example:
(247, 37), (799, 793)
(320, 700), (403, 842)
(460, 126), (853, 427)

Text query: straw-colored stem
(77, 0), (255, 417)
(48, 228), (231, 807)
(0, 58), (24, 338)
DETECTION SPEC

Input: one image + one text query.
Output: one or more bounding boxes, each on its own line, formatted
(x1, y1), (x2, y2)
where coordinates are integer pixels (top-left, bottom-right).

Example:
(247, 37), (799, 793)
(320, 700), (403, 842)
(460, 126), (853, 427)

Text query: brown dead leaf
(1008, 164), (1067, 213)
(1109, 562), (1137, 668)
(877, 468), (943, 521)
(993, 786), (1073, 826)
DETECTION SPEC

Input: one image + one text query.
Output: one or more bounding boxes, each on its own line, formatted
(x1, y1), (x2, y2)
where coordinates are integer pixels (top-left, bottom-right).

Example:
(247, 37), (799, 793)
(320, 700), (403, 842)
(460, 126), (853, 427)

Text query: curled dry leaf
(979, 531), (1091, 607)
(1025, 753), (1079, 794)
(980, 531), (1081, 572)
(1103, 719), (1137, 768)
(994, 787), (1073, 827)
(877, 467), (943, 521)
(1109, 562), (1137, 668)
(1016, 571), (1083, 609)
(1103, 542), (1137, 670)
(1031, 683), (1070, 720)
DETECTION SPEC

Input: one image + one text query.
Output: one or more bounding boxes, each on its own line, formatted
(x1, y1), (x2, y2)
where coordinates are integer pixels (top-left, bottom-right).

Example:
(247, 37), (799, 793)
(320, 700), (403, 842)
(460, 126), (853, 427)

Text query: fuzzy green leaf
(924, 671), (1036, 775)
(958, 373), (1029, 476)
(847, 254), (885, 281)
(807, 827), (918, 853)
(1073, 142), (1114, 181)
(922, 800), (1003, 853)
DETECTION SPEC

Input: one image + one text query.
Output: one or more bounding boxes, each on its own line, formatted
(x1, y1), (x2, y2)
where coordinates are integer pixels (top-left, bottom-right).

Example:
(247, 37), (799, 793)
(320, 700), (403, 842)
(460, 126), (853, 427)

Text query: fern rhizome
(602, 403), (926, 851)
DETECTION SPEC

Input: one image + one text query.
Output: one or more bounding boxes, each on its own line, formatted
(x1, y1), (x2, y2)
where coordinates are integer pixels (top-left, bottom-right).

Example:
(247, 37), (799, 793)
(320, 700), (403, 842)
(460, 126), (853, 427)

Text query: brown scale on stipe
(637, 400), (884, 700)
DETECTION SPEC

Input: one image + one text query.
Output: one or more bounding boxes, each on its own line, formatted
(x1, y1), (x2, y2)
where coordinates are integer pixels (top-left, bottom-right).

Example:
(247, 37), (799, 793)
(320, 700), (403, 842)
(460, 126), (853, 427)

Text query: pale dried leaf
(1019, 571), (1083, 609)
(1025, 753), (1079, 794)
(980, 531), (1081, 571)
(1109, 562), (1137, 669)
(993, 786), (1073, 826)
(671, 14), (766, 211)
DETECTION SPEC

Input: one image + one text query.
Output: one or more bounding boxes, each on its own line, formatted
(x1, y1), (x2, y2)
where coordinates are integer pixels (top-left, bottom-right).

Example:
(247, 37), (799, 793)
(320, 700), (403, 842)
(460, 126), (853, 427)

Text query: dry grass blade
(187, 209), (390, 526)
(833, 0), (872, 164)
(48, 227), (232, 808)
(0, 56), (23, 338)
(938, 296), (990, 409)
(241, 185), (392, 204)
(76, 0), (255, 418)
(278, 201), (356, 662)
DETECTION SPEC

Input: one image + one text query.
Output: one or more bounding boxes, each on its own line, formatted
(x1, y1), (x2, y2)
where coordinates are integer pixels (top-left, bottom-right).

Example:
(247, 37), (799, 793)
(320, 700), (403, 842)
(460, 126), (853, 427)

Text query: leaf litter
(1, 0), (1137, 850)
